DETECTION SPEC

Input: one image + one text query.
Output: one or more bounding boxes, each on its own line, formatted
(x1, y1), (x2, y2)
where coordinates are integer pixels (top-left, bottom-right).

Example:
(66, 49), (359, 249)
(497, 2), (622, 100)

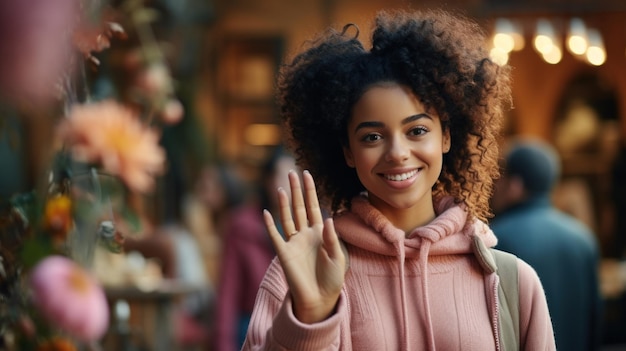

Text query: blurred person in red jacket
(213, 147), (297, 351)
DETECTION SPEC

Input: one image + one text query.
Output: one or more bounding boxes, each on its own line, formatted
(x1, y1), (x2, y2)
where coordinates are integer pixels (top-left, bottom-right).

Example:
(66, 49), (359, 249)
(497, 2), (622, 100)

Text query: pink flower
(0, 0), (79, 104)
(56, 100), (165, 193)
(160, 99), (184, 125)
(29, 256), (109, 342)
(134, 63), (172, 97)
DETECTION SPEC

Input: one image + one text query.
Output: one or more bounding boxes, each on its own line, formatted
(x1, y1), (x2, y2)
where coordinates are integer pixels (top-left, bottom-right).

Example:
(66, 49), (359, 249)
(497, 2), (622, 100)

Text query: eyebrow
(353, 113), (431, 133)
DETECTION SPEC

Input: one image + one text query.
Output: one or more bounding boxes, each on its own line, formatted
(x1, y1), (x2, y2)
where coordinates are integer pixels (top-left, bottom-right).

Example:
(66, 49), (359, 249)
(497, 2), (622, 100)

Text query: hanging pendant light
(585, 29), (606, 66)
(566, 17), (588, 56)
(534, 19), (556, 55)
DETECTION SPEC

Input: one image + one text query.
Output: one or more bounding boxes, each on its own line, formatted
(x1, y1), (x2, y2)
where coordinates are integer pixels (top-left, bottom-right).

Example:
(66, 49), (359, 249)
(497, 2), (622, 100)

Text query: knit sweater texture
(242, 195), (556, 350)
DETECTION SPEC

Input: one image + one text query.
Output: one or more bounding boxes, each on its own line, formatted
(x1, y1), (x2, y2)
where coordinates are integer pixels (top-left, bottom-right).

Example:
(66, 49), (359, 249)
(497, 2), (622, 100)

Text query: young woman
(242, 9), (556, 351)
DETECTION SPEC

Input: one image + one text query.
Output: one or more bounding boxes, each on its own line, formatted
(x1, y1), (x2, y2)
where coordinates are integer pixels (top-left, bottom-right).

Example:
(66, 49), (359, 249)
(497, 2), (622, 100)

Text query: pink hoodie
(242, 195), (556, 350)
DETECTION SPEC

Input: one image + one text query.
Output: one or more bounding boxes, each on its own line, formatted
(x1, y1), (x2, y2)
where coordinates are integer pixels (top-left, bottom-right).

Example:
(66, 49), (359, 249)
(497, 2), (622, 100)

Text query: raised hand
(263, 170), (347, 324)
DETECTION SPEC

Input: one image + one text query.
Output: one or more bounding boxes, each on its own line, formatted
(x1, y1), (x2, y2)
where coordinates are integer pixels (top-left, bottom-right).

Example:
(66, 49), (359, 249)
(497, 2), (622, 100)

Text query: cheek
(420, 141), (446, 161)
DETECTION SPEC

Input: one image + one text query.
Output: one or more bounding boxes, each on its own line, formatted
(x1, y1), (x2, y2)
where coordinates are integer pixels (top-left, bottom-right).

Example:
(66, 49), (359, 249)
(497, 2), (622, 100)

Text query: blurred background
(1, 0), (625, 350)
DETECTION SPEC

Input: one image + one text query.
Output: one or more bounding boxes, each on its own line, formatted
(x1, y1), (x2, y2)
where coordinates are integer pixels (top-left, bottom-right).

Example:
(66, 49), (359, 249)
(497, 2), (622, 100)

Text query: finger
(277, 187), (297, 237)
(302, 170), (323, 226)
(322, 218), (344, 262)
(263, 209), (285, 251)
(288, 170), (308, 231)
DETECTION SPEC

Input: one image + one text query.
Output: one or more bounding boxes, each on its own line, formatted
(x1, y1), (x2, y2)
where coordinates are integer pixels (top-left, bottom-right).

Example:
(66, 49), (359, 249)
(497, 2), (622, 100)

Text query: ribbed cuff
(272, 293), (344, 350)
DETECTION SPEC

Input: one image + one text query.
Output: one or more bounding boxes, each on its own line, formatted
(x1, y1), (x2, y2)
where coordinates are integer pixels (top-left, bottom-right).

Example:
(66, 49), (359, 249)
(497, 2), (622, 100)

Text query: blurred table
(105, 280), (205, 351)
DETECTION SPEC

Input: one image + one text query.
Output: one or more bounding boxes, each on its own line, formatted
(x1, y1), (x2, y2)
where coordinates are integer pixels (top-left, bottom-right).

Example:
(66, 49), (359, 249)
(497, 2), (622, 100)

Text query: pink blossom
(56, 100), (165, 193)
(29, 256), (109, 342)
(135, 63), (172, 96)
(0, 0), (79, 104)
(160, 99), (184, 124)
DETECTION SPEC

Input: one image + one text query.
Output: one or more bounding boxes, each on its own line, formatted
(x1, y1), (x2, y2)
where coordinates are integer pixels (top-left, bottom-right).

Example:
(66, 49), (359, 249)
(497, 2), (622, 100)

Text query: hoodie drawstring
(395, 236), (436, 351)
(419, 239), (436, 350)
(397, 243), (410, 351)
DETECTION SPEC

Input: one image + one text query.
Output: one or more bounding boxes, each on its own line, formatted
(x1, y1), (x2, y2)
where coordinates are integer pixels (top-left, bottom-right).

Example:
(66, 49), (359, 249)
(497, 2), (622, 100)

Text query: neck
(377, 203), (437, 234)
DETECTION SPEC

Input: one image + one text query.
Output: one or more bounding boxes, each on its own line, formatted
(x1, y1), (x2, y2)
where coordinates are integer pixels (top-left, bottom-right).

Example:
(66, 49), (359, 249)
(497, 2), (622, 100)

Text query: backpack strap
(470, 236), (520, 351)
(492, 249), (520, 351)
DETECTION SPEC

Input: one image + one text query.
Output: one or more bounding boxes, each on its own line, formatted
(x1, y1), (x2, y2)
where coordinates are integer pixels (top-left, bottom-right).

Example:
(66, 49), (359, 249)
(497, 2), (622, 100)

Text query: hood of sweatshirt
(335, 194), (497, 256)
(334, 194), (499, 351)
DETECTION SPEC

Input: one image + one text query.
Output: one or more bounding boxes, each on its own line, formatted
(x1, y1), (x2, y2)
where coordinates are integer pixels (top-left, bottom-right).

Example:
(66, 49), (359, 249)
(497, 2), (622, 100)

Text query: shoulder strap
(491, 249), (520, 351)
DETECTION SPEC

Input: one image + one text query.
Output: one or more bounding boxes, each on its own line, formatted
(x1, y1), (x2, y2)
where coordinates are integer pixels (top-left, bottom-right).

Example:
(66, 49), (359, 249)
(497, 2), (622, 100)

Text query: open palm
(263, 170), (347, 324)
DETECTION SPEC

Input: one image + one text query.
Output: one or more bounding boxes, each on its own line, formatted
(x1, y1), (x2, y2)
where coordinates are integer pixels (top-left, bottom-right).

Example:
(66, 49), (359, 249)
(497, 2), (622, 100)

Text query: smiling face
(343, 83), (450, 229)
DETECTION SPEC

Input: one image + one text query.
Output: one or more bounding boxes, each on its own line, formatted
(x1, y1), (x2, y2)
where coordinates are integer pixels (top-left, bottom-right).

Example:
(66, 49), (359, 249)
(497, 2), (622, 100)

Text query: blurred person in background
(490, 138), (603, 351)
(180, 160), (249, 350)
(213, 147), (297, 351)
(184, 162), (249, 291)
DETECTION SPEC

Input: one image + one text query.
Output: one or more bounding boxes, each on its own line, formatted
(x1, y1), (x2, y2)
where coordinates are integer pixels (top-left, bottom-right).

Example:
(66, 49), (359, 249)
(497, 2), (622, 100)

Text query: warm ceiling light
(542, 45), (562, 64)
(585, 29), (606, 66)
(494, 33), (515, 53)
(490, 47), (510, 66)
(493, 18), (515, 53)
(493, 18), (525, 53)
(534, 19), (556, 55)
(566, 18), (588, 55)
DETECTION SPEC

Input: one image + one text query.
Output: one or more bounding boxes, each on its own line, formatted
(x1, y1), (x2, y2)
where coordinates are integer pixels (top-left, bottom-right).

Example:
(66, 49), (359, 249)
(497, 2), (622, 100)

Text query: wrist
(293, 295), (340, 324)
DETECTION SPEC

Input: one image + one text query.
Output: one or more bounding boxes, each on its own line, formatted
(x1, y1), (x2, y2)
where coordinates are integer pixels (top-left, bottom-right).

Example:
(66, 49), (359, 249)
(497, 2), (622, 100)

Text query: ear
(508, 175), (527, 200)
(442, 128), (451, 154)
(343, 145), (355, 168)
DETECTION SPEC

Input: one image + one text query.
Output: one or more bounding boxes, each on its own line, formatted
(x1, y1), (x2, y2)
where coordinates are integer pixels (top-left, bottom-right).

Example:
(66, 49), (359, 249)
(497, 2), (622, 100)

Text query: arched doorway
(552, 72), (621, 257)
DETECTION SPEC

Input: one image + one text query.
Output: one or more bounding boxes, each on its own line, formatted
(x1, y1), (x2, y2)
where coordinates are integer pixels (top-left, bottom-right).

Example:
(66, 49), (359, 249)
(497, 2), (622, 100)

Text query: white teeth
(384, 170), (417, 181)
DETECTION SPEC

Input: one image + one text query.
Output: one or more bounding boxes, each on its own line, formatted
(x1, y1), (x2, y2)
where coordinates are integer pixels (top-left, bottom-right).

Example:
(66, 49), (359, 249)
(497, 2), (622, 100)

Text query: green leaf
(20, 239), (53, 270)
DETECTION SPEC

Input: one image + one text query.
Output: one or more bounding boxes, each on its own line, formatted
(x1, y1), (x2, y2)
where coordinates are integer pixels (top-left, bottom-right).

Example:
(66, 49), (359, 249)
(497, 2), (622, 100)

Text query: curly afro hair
(277, 8), (511, 222)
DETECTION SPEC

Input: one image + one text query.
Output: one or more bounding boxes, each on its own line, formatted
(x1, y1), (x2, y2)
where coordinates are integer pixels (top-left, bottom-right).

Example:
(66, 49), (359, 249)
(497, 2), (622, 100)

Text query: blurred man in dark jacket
(490, 138), (603, 351)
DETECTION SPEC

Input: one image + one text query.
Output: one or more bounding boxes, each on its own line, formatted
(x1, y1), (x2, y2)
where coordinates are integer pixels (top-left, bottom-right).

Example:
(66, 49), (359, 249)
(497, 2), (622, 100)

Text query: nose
(385, 135), (410, 163)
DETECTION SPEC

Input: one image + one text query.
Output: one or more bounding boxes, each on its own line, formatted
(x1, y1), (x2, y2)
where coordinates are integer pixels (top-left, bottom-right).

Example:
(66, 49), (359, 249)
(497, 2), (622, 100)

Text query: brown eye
(361, 133), (382, 142)
(408, 126), (428, 136)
